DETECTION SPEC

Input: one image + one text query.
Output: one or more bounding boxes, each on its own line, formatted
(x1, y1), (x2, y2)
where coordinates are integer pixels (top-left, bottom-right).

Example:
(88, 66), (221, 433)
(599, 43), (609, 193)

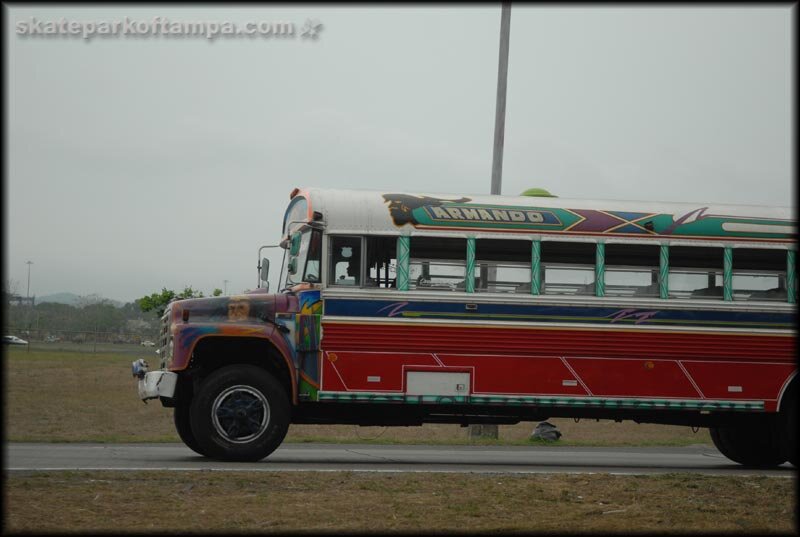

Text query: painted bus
(132, 187), (796, 466)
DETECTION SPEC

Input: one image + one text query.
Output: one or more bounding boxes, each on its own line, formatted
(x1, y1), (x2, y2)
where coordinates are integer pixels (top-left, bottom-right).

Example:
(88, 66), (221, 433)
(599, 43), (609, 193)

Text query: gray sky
(5, 5), (794, 303)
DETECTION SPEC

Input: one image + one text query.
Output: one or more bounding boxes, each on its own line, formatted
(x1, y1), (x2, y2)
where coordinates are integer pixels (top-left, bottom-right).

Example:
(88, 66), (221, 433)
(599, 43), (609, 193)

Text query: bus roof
(288, 187), (795, 244)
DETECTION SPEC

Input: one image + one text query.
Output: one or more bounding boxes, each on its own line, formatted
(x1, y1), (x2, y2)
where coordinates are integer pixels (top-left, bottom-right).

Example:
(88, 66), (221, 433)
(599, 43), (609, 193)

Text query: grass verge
(5, 471), (795, 533)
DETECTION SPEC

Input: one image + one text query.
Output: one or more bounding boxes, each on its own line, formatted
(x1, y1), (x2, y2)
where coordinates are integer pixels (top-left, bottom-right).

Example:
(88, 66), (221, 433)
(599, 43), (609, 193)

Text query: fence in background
(4, 328), (159, 355)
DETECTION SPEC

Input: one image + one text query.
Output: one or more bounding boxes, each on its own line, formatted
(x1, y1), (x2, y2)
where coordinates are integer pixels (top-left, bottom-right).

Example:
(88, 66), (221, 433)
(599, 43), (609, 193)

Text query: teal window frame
(658, 244), (669, 299)
(466, 237), (476, 293)
(531, 239), (541, 295)
(595, 242), (605, 297)
(723, 246), (733, 301)
(396, 236), (410, 291)
(788, 250), (796, 304)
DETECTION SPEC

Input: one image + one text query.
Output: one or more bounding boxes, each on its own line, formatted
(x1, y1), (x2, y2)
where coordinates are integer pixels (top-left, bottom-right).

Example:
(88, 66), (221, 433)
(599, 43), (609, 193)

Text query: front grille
(158, 306), (172, 369)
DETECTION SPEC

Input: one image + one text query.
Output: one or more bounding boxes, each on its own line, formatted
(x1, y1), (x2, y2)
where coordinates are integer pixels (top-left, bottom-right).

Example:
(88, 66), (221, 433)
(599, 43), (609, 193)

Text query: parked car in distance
(141, 340), (155, 347)
(4, 335), (29, 345)
(44, 335), (61, 343)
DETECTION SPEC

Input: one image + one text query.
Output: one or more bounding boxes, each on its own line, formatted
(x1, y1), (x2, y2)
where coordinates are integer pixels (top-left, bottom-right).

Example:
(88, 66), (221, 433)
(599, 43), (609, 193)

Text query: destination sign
(423, 205), (562, 226)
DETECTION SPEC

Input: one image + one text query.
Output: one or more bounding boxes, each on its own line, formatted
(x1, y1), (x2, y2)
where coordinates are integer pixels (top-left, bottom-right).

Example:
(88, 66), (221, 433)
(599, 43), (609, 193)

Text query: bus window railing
(668, 269), (723, 300)
(604, 266), (659, 298)
(473, 262), (531, 294)
(732, 271), (787, 302)
(542, 264), (595, 296)
(409, 259), (466, 291)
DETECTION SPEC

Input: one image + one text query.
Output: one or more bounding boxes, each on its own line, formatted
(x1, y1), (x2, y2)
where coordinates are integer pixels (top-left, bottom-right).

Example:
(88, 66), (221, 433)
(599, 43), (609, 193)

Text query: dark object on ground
(531, 421), (562, 442)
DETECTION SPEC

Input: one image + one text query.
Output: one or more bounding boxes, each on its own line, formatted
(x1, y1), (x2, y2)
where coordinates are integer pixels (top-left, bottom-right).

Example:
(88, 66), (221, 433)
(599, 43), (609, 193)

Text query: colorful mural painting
(381, 194), (795, 240)
(296, 290), (322, 400)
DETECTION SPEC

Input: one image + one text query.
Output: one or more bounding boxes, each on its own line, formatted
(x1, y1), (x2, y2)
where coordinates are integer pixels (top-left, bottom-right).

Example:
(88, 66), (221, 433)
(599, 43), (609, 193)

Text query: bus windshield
(283, 228), (322, 289)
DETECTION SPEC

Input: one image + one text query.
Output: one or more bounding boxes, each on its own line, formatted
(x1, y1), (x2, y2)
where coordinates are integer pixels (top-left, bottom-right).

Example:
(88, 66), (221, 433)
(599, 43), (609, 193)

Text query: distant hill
(36, 292), (125, 308)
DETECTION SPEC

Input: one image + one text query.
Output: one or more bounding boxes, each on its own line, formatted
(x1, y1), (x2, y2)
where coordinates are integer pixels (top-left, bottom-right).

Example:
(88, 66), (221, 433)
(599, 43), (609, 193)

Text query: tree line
(4, 286), (222, 336)
(5, 300), (159, 336)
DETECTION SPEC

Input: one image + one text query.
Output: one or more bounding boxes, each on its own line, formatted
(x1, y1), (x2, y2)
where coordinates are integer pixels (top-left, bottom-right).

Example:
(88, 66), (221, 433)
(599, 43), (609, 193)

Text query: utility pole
(490, 2), (512, 197)
(26, 261), (33, 299)
(471, 2), (511, 442)
(25, 261), (34, 352)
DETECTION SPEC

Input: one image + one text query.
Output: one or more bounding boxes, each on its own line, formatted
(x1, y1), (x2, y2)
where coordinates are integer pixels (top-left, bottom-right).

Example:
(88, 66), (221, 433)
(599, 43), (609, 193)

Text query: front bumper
(132, 359), (178, 401)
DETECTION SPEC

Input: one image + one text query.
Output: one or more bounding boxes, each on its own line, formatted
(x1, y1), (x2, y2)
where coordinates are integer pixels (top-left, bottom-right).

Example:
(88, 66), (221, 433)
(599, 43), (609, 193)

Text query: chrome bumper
(132, 359), (178, 401)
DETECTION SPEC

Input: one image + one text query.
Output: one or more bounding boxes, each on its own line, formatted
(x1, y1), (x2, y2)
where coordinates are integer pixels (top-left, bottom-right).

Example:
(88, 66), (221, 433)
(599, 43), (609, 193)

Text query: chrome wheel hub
(211, 385), (270, 443)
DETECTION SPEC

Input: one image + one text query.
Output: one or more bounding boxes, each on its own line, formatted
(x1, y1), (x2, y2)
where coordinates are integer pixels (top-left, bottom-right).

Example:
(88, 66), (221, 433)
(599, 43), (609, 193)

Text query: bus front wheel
(189, 365), (290, 462)
(710, 417), (786, 468)
(173, 401), (207, 457)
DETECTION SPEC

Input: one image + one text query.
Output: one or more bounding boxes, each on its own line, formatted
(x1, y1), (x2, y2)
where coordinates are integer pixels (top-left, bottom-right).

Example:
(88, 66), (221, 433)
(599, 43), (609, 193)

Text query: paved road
(5, 443), (796, 477)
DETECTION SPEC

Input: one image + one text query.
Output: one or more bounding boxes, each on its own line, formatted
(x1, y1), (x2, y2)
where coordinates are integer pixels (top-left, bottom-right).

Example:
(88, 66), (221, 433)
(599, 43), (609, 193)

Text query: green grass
(5, 471), (795, 533)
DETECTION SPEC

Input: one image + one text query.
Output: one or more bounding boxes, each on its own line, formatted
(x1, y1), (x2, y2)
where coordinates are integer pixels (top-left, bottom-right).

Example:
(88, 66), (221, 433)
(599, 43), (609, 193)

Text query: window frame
(319, 231), (794, 305)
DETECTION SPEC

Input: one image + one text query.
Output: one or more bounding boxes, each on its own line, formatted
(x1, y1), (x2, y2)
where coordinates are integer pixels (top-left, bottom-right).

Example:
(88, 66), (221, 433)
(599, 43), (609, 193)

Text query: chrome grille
(158, 306), (172, 369)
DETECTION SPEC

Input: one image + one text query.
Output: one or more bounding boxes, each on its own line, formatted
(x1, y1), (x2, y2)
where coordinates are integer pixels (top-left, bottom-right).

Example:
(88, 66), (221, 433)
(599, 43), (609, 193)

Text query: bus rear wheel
(189, 365), (290, 462)
(710, 417), (787, 468)
(779, 392), (797, 467)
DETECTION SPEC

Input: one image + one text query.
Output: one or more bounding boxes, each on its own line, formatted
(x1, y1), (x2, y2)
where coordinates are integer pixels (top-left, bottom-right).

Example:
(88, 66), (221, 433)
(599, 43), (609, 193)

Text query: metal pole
(471, 3), (511, 442)
(26, 260), (34, 353)
(26, 261), (33, 298)
(490, 2), (512, 196)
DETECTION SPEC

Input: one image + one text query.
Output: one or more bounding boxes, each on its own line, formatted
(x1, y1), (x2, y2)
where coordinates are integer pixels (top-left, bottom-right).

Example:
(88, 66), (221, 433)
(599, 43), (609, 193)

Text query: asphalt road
(5, 443), (796, 477)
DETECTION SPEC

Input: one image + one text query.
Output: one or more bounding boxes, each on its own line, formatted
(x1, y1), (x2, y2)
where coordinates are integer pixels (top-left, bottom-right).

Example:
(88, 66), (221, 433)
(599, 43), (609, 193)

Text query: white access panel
(405, 372), (471, 396)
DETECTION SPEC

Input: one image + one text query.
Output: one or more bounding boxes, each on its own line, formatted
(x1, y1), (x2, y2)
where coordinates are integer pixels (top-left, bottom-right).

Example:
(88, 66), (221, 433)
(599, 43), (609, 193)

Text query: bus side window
(329, 236), (362, 286)
(474, 239), (531, 293)
(541, 241), (595, 296)
(409, 237), (466, 291)
(604, 243), (660, 298)
(732, 248), (787, 302)
(668, 246), (723, 300)
(366, 236), (398, 288)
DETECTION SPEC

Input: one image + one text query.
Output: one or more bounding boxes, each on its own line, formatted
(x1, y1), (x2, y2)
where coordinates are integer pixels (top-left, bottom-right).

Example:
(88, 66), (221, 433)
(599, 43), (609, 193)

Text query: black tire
(710, 417), (787, 468)
(173, 402), (207, 457)
(189, 365), (290, 462)
(779, 393), (797, 467)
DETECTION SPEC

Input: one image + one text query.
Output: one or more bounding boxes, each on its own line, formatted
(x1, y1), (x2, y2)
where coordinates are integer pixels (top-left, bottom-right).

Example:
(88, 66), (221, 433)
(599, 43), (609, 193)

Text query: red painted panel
(322, 322), (794, 363)
(321, 351), (437, 392)
(320, 323), (795, 406)
(565, 358), (701, 399)
(437, 354), (587, 396)
(321, 353), (346, 391)
(681, 361), (795, 401)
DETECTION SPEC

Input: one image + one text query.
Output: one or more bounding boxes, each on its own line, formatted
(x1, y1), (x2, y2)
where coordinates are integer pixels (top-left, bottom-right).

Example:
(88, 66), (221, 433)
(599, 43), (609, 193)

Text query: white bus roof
(286, 187), (795, 245)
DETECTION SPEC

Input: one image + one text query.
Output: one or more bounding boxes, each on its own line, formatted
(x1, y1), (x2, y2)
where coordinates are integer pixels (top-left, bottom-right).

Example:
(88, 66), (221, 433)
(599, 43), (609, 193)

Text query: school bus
(133, 187), (796, 466)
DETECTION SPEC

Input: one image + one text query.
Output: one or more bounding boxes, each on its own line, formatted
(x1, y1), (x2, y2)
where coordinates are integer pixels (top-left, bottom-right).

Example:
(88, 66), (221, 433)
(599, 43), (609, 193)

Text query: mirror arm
(257, 244), (280, 288)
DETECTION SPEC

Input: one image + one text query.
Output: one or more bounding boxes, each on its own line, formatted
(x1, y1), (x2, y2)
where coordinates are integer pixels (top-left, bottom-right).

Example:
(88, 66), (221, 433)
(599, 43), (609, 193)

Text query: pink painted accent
(677, 361), (706, 399)
(321, 353), (347, 391)
(560, 356), (593, 396)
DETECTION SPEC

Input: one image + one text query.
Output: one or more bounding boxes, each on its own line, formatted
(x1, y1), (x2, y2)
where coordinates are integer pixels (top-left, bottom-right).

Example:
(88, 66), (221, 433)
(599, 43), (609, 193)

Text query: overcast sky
(5, 5), (794, 303)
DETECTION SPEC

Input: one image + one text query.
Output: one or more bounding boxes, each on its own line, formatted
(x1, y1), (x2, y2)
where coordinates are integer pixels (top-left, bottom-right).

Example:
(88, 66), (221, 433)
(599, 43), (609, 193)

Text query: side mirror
(260, 258), (270, 286)
(287, 257), (298, 275)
